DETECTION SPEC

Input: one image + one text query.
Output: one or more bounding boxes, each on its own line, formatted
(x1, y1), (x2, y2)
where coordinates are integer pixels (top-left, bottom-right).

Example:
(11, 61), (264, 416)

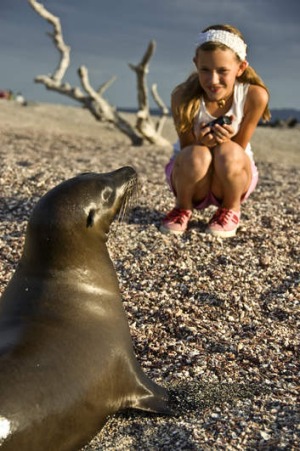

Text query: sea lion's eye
(86, 209), (96, 228)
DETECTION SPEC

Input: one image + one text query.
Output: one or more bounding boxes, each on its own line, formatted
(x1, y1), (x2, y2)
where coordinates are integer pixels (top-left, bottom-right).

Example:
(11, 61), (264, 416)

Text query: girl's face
(193, 48), (247, 102)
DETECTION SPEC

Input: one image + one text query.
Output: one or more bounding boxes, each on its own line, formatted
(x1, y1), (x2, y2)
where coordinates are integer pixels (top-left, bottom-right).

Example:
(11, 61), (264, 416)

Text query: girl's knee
(180, 145), (212, 169)
(214, 142), (245, 170)
(173, 145), (212, 184)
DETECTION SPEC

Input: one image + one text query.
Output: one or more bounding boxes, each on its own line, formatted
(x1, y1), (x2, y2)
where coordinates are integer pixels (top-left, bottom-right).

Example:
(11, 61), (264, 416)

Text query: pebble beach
(0, 101), (299, 450)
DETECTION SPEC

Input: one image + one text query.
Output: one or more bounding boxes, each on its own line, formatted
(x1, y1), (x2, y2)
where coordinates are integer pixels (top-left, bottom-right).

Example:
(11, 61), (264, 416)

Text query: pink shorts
(165, 156), (259, 210)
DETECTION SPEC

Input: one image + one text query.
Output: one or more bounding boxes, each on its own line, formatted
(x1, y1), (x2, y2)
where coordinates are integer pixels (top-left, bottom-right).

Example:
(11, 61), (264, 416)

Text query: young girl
(160, 24), (270, 238)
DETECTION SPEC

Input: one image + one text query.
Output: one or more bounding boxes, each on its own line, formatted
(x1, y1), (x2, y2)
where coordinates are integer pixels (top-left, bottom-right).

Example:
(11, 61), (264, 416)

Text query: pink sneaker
(160, 207), (192, 234)
(206, 208), (240, 238)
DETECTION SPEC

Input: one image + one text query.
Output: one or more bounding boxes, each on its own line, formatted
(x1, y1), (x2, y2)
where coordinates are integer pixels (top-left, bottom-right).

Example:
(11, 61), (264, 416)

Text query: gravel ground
(0, 109), (299, 450)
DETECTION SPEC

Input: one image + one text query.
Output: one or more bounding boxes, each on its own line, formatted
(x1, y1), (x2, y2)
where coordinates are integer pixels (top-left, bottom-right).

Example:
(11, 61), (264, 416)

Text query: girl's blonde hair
(173, 24), (271, 134)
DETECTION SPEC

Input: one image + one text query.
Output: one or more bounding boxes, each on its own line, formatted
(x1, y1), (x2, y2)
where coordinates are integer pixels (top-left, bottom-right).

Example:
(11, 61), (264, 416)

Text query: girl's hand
(211, 118), (235, 144)
(196, 122), (217, 148)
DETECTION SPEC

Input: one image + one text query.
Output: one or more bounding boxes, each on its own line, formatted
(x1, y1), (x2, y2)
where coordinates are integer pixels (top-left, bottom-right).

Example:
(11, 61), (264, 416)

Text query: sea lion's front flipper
(126, 373), (172, 415)
(133, 393), (172, 415)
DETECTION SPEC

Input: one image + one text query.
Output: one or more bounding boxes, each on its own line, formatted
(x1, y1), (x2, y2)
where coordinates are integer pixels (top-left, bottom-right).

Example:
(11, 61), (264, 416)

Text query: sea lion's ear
(101, 187), (113, 204)
(86, 209), (96, 228)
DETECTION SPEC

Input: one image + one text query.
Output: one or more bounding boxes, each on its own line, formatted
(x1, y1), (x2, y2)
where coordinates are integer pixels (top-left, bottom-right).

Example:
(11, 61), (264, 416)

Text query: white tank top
(173, 81), (253, 161)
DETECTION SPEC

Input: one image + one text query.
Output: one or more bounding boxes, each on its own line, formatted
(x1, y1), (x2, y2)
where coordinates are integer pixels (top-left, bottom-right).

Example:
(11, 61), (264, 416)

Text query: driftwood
(28, 0), (172, 148)
(129, 41), (170, 147)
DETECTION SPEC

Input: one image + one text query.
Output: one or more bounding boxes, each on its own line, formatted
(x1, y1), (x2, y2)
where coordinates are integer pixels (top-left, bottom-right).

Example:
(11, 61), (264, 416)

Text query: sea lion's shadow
(99, 380), (273, 449)
(114, 379), (270, 419)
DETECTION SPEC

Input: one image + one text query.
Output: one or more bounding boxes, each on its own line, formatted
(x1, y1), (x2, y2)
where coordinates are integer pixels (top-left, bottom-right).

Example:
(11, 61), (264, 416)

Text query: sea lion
(0, 167), (170, 451)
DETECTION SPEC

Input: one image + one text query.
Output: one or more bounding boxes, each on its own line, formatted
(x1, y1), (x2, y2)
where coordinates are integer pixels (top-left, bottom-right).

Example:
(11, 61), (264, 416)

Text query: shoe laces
(165, 208), (190, 225)
(211, 208), (238, 226)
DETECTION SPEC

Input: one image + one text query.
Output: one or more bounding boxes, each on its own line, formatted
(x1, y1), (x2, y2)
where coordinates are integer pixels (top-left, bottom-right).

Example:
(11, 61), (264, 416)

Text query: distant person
(15, 92), (26, 105)
(160, 24), (270, 238)
(0, 90), (12, 100)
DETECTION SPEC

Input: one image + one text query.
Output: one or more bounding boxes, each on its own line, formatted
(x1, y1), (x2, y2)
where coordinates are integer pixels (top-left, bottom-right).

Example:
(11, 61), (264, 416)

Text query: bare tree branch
(28, 0), (171, 148)
(129, 40), (155, 113)
(78, 66), (115, 121)
(28, 0), (70, 83)
(151, 83), (169, 134)
(129, 41), (172, 148)
(97, 76), (117, 96)
(151, 83), (169, 116)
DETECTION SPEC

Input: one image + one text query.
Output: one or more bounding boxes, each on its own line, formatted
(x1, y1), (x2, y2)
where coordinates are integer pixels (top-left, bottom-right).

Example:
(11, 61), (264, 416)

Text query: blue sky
(1, 0), (299, 109)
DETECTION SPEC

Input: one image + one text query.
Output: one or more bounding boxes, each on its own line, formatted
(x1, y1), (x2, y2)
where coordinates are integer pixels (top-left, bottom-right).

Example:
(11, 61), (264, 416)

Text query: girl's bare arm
(232, 85), (269, 150)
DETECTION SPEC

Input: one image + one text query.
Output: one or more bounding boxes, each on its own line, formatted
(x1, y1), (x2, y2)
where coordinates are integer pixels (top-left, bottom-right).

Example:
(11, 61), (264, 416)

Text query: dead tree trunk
(28, 0), (172, 148)
(129, 41), (171, 147)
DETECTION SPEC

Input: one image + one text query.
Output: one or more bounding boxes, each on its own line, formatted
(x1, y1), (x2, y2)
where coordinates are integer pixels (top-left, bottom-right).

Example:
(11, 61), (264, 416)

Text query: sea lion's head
(22, 166), (138, 268)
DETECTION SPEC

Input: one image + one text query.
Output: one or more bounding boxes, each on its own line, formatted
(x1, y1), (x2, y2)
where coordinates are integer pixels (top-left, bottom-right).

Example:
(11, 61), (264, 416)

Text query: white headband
(196, 29), (247, 60)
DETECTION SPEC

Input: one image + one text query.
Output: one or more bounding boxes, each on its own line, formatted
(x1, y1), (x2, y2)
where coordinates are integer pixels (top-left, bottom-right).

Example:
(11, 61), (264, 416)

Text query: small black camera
(207, 116), (232, 127)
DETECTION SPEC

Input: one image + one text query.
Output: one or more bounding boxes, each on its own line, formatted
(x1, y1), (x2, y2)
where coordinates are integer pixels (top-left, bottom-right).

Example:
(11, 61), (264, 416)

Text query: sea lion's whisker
(117, 175), (139, 223)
